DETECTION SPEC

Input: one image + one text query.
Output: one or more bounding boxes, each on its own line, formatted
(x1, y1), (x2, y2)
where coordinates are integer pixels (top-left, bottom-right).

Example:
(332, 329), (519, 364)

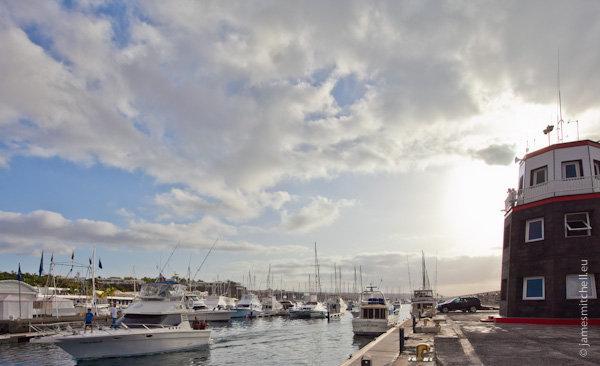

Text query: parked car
(437, 296), (481, 313)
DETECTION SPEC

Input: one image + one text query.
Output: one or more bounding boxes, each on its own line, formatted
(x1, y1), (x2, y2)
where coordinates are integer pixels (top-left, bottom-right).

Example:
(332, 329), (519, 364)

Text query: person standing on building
(110, 303), (118, 329)
(84, 308), (94, 333)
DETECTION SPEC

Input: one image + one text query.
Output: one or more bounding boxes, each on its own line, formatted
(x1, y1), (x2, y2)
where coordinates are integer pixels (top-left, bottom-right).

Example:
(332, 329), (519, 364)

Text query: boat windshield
(140, 283), (185, 300)
(121, 313), (182, 328)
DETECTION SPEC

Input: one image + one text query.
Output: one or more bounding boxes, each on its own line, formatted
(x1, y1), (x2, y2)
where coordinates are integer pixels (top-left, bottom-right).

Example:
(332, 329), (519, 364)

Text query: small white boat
(326, 296), (347, 316)
(32, 281), (211, 360)
(231, 293), (263, 318)
(289, 295), (328, 319)
(261, 295), (284, 316)
(185, 293), (235, 322)
(352, 287), (398, 336)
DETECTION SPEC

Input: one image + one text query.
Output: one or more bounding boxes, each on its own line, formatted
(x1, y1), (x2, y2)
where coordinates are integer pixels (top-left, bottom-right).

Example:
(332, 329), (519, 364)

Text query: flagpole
(18, 264), (22, 319)
(92, 246), (97, 315)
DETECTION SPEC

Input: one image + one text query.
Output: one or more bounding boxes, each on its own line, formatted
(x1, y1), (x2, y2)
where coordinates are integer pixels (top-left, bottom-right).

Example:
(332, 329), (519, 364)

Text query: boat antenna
(191, 238), (219, 282)
(157, 242), (179, 280)
(556, 48), (564, 143)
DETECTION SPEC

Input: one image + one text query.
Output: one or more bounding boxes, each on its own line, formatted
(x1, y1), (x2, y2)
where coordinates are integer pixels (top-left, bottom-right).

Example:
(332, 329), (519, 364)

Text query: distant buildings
(502, 140), (600, 318)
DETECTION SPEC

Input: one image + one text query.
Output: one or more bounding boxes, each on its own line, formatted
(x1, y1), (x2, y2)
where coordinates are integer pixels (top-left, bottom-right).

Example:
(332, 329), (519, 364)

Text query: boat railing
(29, 321), (83, 334)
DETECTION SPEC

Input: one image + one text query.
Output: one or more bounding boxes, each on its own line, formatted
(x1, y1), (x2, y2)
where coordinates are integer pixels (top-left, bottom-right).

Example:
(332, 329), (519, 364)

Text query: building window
(594, 160), (600, 176)
(564, 212), (591, 237)
(525, 218), (544, 242)
(530, 166), (548, 186)
(561, 160), (583, 179)
(523, 276), (545, 300)
(566, 274), (597, 299)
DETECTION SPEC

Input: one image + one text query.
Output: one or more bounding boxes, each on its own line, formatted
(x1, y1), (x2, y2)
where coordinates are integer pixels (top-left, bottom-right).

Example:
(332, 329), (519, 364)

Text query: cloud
(154, 188), (291, 221)
(280, 196), (355, 233)
(0, 209), (302, 254)
(2, 1), (581, 222)
(468, 143), (516, 165)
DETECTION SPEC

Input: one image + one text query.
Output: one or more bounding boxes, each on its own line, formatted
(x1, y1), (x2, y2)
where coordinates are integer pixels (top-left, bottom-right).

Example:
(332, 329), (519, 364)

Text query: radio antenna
(556, 48), (564, 143)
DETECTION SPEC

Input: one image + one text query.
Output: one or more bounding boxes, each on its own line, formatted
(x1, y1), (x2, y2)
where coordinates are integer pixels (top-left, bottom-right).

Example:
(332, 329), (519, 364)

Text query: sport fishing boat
(231, 292), (263, 318)
(352, 286), (398, 336)
(185, 293), (235, 321)
(31, 281), (211, 360)
(289, 295), (328, 319)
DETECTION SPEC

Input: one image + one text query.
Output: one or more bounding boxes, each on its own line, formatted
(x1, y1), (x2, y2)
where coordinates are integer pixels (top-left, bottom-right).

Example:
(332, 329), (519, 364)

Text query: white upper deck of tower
(505, 140), (600, 211)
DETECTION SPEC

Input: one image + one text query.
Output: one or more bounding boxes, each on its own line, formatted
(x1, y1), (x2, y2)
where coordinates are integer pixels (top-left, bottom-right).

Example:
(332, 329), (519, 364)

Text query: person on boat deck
(110, 303), (118, 329)
(84, 308), (94, 333)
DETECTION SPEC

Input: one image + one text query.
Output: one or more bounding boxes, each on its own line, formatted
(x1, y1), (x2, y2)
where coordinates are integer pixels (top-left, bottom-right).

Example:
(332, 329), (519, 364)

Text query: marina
(1, 306), (411, 366)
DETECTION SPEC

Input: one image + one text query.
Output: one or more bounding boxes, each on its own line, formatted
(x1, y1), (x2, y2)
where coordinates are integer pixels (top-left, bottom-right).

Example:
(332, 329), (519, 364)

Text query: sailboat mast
(91, 246), (97, 311)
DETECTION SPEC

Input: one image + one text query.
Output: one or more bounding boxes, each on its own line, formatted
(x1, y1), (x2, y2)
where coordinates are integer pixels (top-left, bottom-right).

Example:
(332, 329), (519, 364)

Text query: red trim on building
(510, 193), (600, 213)
(494, 317), (600, 326)
(523, 139), (600, 160)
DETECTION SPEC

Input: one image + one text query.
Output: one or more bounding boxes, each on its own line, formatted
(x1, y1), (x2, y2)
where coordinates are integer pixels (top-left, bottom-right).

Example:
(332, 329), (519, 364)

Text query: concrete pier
(341, 319), (435, 366)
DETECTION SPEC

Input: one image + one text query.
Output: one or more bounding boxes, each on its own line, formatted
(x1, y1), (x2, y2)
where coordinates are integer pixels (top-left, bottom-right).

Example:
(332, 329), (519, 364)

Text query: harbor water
(0, 307), (410, 366)
(0, 306), (410, 366)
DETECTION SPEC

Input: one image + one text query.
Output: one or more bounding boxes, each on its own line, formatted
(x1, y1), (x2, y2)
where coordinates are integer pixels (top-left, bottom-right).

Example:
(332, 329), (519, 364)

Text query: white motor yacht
(352, 287), (398, 336)
(231, 293), (263, 318)
(32, 281), (211, 360)
(185, 293), (235, 322)
(261, 295), (284, 316)
(289, 295), (328, 319)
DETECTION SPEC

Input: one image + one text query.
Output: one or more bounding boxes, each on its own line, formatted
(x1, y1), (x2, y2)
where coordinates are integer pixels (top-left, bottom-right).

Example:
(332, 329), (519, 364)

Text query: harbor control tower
(501, 140), (600, 318)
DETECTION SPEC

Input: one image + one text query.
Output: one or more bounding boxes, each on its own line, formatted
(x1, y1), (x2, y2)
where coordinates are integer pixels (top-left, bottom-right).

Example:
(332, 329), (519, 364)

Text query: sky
(1, 0), (600, 296)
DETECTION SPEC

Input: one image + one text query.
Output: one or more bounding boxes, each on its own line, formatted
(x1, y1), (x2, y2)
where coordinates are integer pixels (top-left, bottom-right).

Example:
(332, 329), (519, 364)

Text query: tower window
(594, 160), (600, 176)
(523, 276), (545, 300)
(566, 274), (597, 299)
(564, 212), (591, 237)
(561, 160), (583, 179)
(525, 218), (544, 242)
(530, 166), (547, 186)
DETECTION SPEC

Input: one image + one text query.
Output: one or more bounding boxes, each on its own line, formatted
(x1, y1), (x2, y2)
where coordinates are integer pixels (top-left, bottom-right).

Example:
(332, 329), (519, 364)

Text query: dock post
(399, 327), (405, 354)
(412, 315), (416, 333)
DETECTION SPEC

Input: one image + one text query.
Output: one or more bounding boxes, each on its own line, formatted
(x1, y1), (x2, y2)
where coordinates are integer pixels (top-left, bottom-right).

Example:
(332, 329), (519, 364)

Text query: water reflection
(0, 306), (411, 366)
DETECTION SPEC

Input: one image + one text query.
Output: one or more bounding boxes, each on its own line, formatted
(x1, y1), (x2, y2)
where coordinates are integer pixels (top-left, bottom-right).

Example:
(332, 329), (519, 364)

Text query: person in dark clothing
(84, 308), (94, 333)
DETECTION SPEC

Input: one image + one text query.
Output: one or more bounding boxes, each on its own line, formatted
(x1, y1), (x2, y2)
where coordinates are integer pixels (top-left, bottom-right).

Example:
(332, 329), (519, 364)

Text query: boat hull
(352, 317), (397, 336)
(190, 310), (235, 322)
(231, 308), (262, 318)
(36, 329), (211, 360)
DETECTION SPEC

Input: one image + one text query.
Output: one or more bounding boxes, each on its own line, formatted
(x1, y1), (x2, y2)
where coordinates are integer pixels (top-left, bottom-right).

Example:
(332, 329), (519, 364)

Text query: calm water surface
(0, 307), (410, 366)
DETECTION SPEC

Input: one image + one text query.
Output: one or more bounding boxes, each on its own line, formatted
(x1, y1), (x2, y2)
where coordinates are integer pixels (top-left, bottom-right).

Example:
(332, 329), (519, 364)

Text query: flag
(50, 253), (54, 263)
(38, 251), (44, 276)
(71, 250), (75, 260)
(98, 259), (103, 269)
(17, 263), (23, 282)
(89, 257), (92, 265)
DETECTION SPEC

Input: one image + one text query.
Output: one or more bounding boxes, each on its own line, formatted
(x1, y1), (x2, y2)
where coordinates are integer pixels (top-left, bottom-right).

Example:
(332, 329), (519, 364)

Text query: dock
(341, 319), (435, 366)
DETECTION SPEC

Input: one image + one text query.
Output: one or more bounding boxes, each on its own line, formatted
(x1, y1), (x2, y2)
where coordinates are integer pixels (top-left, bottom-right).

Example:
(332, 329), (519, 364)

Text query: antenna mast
(557, 48), (564, 143)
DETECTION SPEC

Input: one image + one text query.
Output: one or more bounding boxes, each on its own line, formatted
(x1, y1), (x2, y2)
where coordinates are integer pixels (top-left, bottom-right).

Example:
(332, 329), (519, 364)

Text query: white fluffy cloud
(4, 1), (597, 223)
(0, 209), (304, 254)
(280, 196), (355, 233)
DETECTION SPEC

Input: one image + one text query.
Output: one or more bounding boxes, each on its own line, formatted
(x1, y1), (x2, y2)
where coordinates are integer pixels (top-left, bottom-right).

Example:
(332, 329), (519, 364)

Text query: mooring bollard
(399, 327), (405, 354)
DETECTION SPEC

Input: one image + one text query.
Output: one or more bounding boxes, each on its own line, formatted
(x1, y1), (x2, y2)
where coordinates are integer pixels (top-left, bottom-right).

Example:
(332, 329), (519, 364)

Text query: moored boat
(31, 281), (211, 360)
(352, 286), (398, 336)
